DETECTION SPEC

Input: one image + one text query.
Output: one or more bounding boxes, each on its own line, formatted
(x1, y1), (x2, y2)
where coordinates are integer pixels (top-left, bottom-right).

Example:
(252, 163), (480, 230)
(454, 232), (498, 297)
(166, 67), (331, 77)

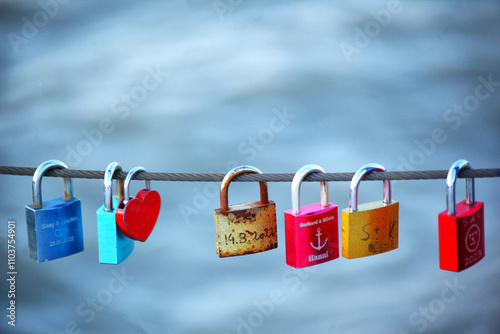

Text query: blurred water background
(0, 0), (499, 333)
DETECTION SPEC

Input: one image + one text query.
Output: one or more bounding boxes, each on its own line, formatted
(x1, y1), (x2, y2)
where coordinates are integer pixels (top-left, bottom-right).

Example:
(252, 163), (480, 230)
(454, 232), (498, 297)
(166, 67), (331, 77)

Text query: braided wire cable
(0, 166), (499, 182)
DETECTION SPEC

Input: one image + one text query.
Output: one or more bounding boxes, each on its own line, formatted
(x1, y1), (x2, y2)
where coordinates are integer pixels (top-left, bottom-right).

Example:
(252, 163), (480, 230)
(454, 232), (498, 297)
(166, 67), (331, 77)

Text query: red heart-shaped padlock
(116, 189), (161, 242)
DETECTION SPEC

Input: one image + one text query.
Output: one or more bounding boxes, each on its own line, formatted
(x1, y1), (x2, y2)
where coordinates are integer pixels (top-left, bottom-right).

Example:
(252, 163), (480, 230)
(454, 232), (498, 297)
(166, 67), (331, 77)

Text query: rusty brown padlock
(214, 166), (278, 257)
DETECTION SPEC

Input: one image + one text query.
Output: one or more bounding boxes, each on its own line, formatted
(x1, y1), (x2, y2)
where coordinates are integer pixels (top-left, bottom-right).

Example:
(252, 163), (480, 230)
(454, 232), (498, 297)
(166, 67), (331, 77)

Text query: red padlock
(438, 159), (485, 272)
(284, 164), (339, 268)
(116, 166), (161, 242)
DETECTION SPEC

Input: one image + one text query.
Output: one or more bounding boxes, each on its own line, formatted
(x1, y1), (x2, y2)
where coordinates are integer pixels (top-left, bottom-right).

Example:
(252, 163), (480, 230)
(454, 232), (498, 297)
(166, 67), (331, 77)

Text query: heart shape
(116, 189), (161, 242)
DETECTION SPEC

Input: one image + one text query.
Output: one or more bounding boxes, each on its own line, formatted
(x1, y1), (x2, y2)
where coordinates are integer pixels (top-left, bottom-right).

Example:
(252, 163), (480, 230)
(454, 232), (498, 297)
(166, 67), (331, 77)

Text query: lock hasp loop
(291, 164), (329, 215)
(103, 162), (125, 212)
(32, 160), (73, 209)
(220, 165), (269, 212)
(446, 159), (475, 216)
(124, 166), (151, 205)
(349, 163), (391, 212)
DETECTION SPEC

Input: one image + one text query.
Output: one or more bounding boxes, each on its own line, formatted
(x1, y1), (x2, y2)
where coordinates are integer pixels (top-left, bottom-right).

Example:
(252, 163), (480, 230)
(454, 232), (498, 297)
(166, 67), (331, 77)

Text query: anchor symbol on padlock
(310, 228), (328, 251)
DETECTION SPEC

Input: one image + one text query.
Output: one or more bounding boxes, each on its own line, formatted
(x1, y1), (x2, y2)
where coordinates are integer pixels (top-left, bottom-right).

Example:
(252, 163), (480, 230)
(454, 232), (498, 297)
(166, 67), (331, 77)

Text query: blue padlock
(25, 160), (84, 262)
(97, 162), (134, 264)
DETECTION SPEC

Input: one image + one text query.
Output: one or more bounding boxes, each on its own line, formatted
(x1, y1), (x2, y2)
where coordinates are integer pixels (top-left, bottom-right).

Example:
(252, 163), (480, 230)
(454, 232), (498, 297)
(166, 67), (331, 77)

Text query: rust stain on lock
(214, 201), (278, 257)
(214, 166), (278, 258)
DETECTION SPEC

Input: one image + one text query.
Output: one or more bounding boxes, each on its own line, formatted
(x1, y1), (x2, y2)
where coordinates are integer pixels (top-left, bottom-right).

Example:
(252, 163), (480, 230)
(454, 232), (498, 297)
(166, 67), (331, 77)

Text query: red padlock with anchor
(284, 164), (339, 268)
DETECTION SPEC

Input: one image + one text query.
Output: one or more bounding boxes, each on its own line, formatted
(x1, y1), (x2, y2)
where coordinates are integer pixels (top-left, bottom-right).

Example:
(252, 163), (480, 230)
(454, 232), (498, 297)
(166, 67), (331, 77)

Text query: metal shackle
(123, 166), (150, 205)
(349, 163), (391, 211)
(220, 165), (269, 212)
(291, 164), (329, 215)
(103, 162), (125, 212)
(32, 160), (73, 209)
(446, 159), (475, 216)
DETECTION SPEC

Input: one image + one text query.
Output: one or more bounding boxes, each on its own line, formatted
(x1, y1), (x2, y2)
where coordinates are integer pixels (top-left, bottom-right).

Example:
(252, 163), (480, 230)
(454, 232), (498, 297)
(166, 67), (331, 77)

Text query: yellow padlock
(342, 163), (399, 259)
(214, 166), (278, 257)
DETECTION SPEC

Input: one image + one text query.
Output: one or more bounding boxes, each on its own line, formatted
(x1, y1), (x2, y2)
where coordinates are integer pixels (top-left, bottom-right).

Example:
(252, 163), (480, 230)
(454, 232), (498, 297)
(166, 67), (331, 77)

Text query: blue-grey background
(1, 0), (499, 333)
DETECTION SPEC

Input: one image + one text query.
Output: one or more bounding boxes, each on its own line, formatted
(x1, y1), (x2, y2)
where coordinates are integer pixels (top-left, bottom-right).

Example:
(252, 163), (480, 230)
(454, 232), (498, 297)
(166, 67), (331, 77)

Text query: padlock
(97, 162), (135, 264)
(116, 166), (161, 242)
(25, 160), (84, 262)
(438, 159), (485, 272)
(214, 165), (278, 257)
(284, 164), (339, 268)
(342, 163), (399, 259)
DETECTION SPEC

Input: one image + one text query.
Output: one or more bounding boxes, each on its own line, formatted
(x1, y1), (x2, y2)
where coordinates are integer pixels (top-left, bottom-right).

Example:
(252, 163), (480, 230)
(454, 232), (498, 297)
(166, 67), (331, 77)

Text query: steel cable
(0, 166), (499, 182)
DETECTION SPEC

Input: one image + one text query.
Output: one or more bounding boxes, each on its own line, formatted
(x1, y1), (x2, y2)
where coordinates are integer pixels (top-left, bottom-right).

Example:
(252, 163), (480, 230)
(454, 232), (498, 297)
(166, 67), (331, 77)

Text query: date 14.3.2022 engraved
(224, 228), (276, 246)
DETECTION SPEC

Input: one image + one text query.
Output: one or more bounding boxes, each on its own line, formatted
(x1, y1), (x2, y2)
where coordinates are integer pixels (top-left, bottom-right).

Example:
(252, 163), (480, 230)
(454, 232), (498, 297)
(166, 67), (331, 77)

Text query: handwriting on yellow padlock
(342, 201), (398, 258)
(341, 163), (399, 259)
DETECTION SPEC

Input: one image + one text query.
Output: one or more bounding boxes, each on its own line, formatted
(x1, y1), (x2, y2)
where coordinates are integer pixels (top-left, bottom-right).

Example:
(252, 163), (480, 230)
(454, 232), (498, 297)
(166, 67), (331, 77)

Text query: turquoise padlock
(97, 162), (134, 264)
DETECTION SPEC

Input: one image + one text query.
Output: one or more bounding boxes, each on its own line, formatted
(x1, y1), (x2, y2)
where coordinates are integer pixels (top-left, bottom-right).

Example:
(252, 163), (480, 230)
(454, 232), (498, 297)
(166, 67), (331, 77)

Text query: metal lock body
(116, 167), (161, 242)
(97, 162), (135, 264)
(214, 166), (278, 257)
(25, 160), (84, 262)
(342, 163), (399, 259)
(438, 159), (484, 272)
(284, 164), (339, 268)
